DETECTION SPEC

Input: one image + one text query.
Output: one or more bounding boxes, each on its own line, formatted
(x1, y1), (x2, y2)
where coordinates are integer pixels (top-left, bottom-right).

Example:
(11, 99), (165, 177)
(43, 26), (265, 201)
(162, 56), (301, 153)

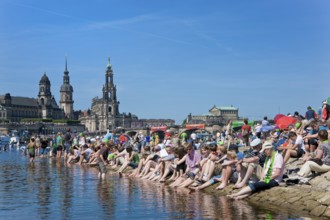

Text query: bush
(53, 119), (80, 124)
(21, 118), (44, 122)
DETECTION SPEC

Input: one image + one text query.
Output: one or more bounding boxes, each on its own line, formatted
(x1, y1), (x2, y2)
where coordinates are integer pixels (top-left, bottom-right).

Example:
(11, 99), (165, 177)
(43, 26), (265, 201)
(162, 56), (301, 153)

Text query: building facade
(0, 93), (39, 122)
(37, 74), (64, 119)
(79, 59), (137, 132)
(130, 119), (175, 129)
(0, 73), (64, 122)
(186, 105), (239, 125)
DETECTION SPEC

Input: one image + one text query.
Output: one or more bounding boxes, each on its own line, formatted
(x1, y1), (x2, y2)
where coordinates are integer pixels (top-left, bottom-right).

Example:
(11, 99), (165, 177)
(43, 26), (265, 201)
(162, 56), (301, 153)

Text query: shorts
(98, 161), (107, 174)
(152, 154), (160, 163)
(293, 148), (305, 158)
(176, 163), (186, 172)
(249, 179), (279, 193)
(129, 162), (138, 169)
(242, 162), (263, 179)
(308, 138), (318, 147)
(64, 143), (71, 153)
(57, 145), (63, 151)
(185, 171), (196, 180)
(52, 147), (57, 154)
(84, 155), (91, 163)
(29, 152), (35, 158)
(40, 148), (47, 155)
(230, 171), (239, 183)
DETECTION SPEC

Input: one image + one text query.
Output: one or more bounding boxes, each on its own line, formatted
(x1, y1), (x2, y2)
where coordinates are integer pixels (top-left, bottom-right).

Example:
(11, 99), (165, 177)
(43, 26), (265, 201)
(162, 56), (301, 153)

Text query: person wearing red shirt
(241, 119), (251, 146)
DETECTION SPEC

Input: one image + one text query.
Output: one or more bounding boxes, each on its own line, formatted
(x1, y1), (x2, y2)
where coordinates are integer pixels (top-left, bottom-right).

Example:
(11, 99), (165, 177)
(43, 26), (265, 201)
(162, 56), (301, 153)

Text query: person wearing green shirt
(56, 133), (63, 159)
(181, 131), (187, 143)
(116, 146), (140, 176)
(27, 138), (36, 163)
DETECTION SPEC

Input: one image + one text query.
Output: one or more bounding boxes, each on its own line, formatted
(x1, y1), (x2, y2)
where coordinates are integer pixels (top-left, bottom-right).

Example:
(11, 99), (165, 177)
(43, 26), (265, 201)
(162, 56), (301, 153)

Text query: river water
(0, 149), (312, 220)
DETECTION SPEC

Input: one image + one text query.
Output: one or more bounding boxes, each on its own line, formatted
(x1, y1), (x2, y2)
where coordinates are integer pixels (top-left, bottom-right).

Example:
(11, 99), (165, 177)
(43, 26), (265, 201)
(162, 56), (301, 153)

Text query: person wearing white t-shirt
(283, 131), (305, 164)
(190, 132), (197, 141)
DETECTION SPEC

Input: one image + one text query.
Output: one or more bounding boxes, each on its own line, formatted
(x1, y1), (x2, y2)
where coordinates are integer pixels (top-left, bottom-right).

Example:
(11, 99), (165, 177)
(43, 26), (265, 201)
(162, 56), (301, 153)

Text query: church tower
(104, 58), (120, 129)
(59, 57), (74, 119)
(38, 73), (52, 118)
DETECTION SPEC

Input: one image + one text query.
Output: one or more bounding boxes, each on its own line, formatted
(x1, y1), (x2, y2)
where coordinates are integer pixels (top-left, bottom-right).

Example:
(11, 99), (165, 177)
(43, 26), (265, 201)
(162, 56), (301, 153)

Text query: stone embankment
(203, 158), (330, 219)
(249, 172), (330, 218)
(106, 160), (330, 219)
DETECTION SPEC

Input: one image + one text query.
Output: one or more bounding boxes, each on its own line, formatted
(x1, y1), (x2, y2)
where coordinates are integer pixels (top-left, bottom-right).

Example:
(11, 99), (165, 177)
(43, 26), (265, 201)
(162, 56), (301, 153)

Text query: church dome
(39, 73), (50, 85)
(4, 93), (11, 100)
(60, 84), (73, 92)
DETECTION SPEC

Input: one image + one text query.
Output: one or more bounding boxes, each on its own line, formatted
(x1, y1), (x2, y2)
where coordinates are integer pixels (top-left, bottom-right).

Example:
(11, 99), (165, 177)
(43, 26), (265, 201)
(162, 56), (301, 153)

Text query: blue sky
(0, 0), (329, 123)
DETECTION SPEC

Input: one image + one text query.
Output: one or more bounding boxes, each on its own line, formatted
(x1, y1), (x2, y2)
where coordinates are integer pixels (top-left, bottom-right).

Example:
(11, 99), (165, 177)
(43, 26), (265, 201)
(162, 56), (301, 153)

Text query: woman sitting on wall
(296, 130), (330, 180)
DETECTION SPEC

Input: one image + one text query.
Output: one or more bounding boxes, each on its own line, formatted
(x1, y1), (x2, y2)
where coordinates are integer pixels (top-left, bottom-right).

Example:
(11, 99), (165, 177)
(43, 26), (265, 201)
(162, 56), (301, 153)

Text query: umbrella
(274, 114), (285, 123)
(276, 116), (297, 129)
(260, 125), (275, 132)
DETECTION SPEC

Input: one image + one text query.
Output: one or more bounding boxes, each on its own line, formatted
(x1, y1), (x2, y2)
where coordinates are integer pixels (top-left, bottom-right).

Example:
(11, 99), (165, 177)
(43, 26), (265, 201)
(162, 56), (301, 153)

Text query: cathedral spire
(64, 57), (69, 75)
(65, 56), (68, 72)
(107, 57), (111, 68)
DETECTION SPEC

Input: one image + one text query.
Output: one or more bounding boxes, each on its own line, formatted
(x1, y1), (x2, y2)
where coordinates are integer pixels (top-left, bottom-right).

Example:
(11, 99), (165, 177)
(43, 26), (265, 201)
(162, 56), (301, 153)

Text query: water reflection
(36, 159), (52, 220)
(0, 151), (313, 220)
(97, 179), (115, 218)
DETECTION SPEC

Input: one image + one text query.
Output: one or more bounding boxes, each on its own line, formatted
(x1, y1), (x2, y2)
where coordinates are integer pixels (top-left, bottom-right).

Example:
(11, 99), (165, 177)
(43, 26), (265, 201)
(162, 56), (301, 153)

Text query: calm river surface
(0, 149), (313, 220)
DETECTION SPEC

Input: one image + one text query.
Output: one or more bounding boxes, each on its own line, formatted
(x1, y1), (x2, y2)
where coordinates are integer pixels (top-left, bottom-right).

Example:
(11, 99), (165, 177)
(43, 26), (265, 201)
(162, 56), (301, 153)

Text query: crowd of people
(24, 101), (330, 200)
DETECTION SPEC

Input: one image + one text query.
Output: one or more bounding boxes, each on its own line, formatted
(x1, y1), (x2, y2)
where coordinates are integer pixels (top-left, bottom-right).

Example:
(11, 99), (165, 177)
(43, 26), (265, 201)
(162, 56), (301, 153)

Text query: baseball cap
(250, 138), (261, 147)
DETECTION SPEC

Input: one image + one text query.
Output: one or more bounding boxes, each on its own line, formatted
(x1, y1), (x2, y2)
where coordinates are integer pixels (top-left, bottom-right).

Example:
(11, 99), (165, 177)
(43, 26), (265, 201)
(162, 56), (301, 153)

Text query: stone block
(317, 193), (330, 204)
(302, 200), (319, 211)
(310, 205), (327, 217)
(288, 196), (302, 204)
(315, 192), (330, 200)
(298, 185), (312, 192)
(322, 207), (330, 218)
(322, 198), (330, 206)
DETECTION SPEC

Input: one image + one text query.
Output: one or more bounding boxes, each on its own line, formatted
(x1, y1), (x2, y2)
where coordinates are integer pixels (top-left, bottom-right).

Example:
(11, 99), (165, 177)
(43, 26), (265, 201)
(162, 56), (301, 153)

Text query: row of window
(221, 111), (238, 115)
(193, 115), (238, 120)
(11, 110), (39, 117)
(0, 111), (6, 118)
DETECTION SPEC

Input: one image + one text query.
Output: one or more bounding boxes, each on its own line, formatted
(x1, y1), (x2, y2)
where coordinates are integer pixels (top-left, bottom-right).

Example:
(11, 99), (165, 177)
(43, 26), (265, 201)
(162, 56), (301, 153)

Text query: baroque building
(0, 93), (39, 122)
(0, 59), (76, 122)
(186, 105), (239, 126)
(79, 59), (137, 132)
(38, 73), (64, 119)
(0, 73), (64, 122)
(79, 58), (175, 132)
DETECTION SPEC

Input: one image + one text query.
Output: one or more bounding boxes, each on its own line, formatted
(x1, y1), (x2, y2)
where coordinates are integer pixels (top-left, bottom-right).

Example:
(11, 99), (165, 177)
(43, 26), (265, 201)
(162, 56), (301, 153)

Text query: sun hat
(260, 141), (273, 153)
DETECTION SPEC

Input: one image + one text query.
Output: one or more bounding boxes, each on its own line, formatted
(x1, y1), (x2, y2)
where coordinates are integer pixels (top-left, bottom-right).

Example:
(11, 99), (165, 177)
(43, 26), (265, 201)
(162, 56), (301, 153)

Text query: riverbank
(104, 161), (330, 219)
(205, 171), (330, 219)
